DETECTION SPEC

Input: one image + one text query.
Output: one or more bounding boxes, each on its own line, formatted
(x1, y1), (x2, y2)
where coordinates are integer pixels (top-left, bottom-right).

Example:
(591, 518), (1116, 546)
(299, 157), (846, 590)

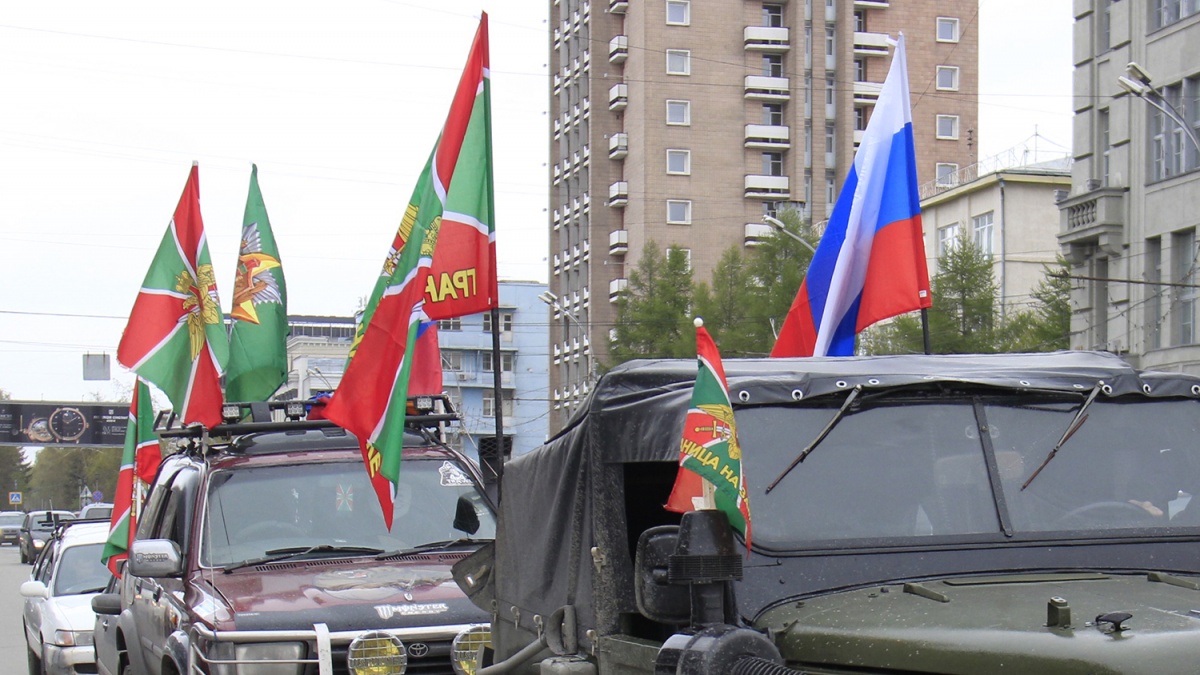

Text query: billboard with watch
(0, 402), (127, 447)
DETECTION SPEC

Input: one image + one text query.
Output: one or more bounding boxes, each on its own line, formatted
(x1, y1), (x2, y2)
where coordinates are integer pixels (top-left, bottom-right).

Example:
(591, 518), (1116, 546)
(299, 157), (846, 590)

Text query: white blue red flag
(771, 33), (930, 357)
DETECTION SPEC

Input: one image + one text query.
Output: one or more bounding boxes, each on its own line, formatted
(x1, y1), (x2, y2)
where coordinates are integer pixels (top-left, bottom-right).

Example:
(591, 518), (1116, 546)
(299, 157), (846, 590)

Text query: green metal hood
(758, 573), (1200, 674)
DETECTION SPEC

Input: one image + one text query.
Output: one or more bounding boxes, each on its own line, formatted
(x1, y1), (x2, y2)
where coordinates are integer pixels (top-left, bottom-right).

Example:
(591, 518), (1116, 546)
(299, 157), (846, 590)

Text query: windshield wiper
(223, 544), (384, 573)
(375, 538), (483, 560)
(765, 385), (862, 494)
(1021, 383), (1103, 491)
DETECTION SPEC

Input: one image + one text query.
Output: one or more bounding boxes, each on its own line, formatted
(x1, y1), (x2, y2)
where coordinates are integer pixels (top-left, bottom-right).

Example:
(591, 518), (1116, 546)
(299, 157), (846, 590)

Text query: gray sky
(0, 0), (1074, 403)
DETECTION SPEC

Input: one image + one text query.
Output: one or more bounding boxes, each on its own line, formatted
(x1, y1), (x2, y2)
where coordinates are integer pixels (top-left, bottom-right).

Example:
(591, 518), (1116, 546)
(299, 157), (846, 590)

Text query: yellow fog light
(348, 632), (407, 675)
(451, 625), (491, 675)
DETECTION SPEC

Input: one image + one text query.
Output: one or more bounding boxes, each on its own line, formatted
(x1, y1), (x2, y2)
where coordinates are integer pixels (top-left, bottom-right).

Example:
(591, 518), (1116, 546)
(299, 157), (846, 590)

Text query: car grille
(314, 640), (456, 675)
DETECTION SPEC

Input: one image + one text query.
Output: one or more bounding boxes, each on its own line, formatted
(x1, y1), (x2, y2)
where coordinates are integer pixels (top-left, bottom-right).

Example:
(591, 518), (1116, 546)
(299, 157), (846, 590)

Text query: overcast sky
(0, 0), (1073, 403)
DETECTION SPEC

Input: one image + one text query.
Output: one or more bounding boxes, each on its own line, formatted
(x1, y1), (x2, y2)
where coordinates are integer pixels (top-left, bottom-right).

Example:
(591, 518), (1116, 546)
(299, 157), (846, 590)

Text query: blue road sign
(8, 491), (21, 505)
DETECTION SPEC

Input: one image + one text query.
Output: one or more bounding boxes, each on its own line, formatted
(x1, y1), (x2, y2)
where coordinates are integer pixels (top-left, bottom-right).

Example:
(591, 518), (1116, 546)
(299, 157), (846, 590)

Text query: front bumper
(43, 643), (95, 675)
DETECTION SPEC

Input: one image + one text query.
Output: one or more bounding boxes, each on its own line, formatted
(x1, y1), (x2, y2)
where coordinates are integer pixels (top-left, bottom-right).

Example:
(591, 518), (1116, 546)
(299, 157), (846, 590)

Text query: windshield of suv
(53, 542), (110, 596)
(201, 458), (496, 567)
(743, 395), (1200, 549)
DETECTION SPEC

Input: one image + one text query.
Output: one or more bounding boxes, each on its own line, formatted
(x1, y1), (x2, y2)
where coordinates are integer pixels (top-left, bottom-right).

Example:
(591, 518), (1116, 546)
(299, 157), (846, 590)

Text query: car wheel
(19, 545), (27, 564)
(27, 644), (43, 675)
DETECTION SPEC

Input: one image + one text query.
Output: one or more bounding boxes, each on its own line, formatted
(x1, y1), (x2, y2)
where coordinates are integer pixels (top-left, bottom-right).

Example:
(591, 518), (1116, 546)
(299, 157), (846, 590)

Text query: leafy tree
(1024, 256), (1072, 351)
(694, 247), (758, 356)
(609, 243), (696, 365)
(743, 207), (817, 355)
(27, 445), (121, 510)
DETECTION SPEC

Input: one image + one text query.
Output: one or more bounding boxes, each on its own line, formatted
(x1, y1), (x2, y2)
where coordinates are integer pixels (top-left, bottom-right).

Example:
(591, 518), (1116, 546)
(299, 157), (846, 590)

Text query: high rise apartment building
(548, 0), (978, 429)
(1059, 2), (1200, 371)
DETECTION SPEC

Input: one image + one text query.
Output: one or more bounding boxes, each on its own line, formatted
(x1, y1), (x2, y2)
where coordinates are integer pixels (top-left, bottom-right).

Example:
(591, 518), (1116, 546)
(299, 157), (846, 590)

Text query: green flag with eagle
(226, 165), (288, 402)
(325, 13), (498, 529)
(665, 318), (753, 549)
(101, 378), (156, 576)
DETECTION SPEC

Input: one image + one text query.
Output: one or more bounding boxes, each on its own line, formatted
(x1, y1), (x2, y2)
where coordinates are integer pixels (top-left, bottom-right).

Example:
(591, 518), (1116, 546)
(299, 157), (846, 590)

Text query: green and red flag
(102, 379), (158, 577)
(117, 164), (228, 428)
(665, 319), (753, 549)
(226, 165), (288, 402)
(325, 13), (498, 528)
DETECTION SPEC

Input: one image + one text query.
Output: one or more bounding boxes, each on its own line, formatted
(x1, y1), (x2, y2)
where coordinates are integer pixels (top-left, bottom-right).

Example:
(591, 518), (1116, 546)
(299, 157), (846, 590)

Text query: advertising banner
(0, 402), (128, 447)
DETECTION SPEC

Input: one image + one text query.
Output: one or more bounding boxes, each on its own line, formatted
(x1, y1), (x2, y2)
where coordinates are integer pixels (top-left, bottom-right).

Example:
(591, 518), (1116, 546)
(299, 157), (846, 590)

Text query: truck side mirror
(634, 525), (690, 625)
(128, 539), (183, 578)
(453, 495), (481, 535)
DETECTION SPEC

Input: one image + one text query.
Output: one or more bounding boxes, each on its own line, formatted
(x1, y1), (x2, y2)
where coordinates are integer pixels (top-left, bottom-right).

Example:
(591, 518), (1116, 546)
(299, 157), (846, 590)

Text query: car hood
(759, 573), (1200, 675)
(198, 552), (489, 632)
(44, 593), (101, 634)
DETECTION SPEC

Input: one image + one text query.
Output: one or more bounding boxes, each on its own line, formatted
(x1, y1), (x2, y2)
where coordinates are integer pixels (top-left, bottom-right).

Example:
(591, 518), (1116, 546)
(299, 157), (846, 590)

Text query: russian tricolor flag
(771, 34), (931, 357)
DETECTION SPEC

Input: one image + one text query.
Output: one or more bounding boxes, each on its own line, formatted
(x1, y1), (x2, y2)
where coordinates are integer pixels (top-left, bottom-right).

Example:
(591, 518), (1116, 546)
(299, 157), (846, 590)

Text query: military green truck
(457, 351), (1200, 674)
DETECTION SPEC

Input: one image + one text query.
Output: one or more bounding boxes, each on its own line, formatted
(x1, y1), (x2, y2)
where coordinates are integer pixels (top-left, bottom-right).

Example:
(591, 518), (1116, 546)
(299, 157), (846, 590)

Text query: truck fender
(165, 629), (190, 674)
(116, 610), (150, 675)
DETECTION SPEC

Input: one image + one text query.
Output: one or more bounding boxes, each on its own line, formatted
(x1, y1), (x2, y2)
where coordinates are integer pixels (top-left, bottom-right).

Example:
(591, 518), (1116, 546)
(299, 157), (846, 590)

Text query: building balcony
(609, 229), (628, 256)
(744, 26), (790, 51)
(744, 75), (791, 101)
(608, 181), (629, 207)
(853, 129), (864, 145)
(744, 124), (791, 149)
(744, 222), (776, 247)
(854, 31), (890, 57)
(853, 0), (889, 7)
(609, 278), (628, 302)
(608, 132), (629, 159)
(744, 174), (790, 199)
(609, 35), (628, 64)
(608, 83), (628, 111)
(1058, 187), (1126, 261)
(853, 80), (884, 104)
(608, 0), (627, 13)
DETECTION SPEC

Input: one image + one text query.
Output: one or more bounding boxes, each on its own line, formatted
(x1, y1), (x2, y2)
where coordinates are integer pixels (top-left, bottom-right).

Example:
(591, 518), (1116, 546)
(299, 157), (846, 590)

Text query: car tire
(20, 545), (27, 564)
(27, 644), (43, 675)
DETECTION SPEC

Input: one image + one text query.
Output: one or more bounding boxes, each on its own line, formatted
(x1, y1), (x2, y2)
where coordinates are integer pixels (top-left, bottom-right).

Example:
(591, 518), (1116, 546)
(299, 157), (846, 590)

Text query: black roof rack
(153, 394), (459, 439)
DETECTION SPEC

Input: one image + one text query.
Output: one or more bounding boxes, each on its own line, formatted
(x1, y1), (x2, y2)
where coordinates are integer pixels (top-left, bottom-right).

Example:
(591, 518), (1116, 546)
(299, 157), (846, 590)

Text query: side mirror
(19, 580), (49, 599)
(91, 593), (122, 616)
(634, 525), (690, 625)
(128, 539), (183, 578)
(453, 496), (481, 535)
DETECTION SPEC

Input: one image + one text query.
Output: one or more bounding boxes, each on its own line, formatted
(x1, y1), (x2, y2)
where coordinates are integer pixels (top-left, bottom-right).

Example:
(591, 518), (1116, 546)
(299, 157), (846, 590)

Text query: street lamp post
(539, 291), (595, 385)
(763, 215), (817, 253)
(1118, 61), (1200, 153)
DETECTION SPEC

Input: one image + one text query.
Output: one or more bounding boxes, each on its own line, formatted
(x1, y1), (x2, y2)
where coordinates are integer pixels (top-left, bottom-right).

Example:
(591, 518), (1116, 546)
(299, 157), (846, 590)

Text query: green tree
(609, 243), (695, 365)
(1023, 256), (1073, 351)
(741, 207), (817, 354)
(694, 247), (758, 356)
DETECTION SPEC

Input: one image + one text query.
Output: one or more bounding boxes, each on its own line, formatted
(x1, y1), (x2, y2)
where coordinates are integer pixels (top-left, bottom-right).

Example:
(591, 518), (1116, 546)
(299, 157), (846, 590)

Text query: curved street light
(1118, 61), (1200, 153)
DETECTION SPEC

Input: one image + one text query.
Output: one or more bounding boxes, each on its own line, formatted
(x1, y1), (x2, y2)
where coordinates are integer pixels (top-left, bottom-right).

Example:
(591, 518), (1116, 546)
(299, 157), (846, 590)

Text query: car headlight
(33, 539), (45, 548)
(348, 632), (407, 675)
(451, 625), (491, 675)
(52, 630), (93, 647)
(206, 641), (304, 675)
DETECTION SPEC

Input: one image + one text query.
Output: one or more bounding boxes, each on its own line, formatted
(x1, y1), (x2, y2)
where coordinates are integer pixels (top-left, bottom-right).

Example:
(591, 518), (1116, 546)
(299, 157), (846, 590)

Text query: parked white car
(21, 521), (112, 675)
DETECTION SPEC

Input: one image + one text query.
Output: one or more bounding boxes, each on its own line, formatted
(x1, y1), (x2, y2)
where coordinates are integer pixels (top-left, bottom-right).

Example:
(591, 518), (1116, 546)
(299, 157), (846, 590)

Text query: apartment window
(825, 27), (835, 56)
(854, 107), (867, 131)
(763, 54), (785, 78)
(763, 152), (784, 176)
(1150, 82), (1191, 181)
(936, 17), (960, 43)
(972, 211), (994, 255)
(936, 66), (960, 91)
(1099, 0), (1112, 52)
(763, 3), (784, 27)
(667, 199), (693, 224)
(666, 99), (691, 125)
(1098, 108), (1111, 185)
(854, 58), (866, 82)
(854, 10), (866, 32)
(825, 123), (835, 152)
(1152, 0), (1197, 30)
(443, 350), (463, 371)
(763, 103), (784, 126)
(666, 149), (691, 175)
(937, 223), (960, 258)
(763, 201), (780, 218)
(936, 162), (959, 186)
(438, 317), (462, 331)
(672, 247), (693, 272)
(666, 49), (690, 75)
(666, 0), (690, 25)
(1189, 75), (1200, 170)
(483, 390), (515, 418)
(482, 311), (513, 333)
(936, 114), (959, 140)
(481, 351), (515, 373)
(826, 76), (835, 104)
(1147, 237), (1163, 349)
(825, 174), (836, 204)
(1177, 230), (1199, 345)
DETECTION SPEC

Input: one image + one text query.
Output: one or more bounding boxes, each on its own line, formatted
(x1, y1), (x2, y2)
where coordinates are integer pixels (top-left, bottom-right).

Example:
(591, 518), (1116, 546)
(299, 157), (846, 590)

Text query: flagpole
(486, 307), (505, 499)
(921, 308), (931, 354)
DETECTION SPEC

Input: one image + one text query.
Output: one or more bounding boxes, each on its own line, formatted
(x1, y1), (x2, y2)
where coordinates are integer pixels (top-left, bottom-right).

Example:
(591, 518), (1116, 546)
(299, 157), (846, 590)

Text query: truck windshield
(741, 396), (1200, 549)
(200, 458), (496, 567)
